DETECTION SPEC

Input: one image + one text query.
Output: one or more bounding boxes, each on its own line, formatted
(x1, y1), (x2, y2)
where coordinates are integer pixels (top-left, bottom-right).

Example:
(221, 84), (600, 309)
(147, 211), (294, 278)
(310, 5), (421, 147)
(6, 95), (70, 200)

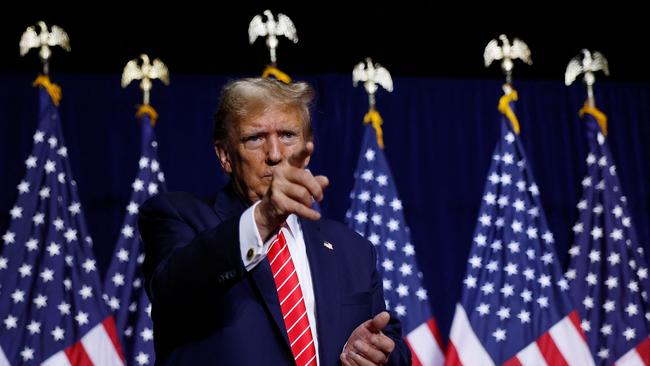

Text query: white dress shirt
(239, 201), (320, 364)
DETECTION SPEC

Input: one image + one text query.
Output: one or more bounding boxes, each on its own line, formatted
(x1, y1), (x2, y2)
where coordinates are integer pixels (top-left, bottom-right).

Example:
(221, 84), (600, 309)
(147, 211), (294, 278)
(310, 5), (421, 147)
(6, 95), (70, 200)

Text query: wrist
(254, 200), (285, 241)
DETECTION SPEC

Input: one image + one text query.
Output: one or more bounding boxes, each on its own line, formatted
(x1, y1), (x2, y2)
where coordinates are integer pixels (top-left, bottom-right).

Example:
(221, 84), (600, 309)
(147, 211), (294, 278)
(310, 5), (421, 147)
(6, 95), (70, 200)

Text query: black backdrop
(1, 74), (649, 342)
(2, 1), (650, 81)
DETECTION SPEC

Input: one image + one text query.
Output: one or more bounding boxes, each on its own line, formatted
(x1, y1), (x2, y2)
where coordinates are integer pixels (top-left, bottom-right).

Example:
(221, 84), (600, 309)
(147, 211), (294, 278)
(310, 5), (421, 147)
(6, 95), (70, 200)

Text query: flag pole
(483, 34), (532, 135)
(565, 49), (610, 135)
(352, 57), (394, 149)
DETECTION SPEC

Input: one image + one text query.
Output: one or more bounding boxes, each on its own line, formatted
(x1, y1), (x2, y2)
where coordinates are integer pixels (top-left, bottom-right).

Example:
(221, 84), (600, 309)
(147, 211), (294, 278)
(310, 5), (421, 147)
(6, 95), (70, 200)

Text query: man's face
(216, 105), (310, 204)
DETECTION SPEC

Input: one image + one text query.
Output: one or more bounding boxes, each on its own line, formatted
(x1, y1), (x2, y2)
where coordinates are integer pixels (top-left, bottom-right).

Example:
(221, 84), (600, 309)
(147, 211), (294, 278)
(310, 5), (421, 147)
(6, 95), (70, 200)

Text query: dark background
(1, 1), (649, 81)
(1, 0), (649, 347)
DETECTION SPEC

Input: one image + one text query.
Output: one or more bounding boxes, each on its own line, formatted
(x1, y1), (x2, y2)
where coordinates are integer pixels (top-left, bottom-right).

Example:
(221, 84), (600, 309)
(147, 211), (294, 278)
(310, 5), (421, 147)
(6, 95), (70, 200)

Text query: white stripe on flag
(0, 346), (10, 366)
(449, 303), (495, 366)
(80, 322), (124, 366)
(42, 351), (72, 366)
(617, 345), (646, 366)
(548, 314), (594, 366)
(406, 322), (445, 366)
(516, 341), (548, 366)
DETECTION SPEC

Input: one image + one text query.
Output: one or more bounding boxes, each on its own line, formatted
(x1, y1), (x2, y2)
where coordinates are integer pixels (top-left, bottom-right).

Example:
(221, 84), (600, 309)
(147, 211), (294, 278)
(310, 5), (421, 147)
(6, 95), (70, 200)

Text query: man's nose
(265, 135), (283, 165)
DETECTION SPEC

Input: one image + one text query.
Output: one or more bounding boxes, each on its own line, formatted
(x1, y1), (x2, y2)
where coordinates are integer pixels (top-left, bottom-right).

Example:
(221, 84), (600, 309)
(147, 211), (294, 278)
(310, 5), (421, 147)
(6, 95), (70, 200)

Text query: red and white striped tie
(268, 228), (317, 366)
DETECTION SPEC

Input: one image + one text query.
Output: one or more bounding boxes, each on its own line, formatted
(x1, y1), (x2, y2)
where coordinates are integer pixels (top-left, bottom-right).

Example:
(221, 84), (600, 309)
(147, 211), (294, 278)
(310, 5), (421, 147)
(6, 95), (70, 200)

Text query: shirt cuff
(239, 201), (274, 271)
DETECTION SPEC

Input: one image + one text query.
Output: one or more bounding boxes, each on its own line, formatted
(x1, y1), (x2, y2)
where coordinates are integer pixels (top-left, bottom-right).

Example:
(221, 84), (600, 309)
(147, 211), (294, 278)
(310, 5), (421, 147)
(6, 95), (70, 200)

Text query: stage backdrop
(1, 73), (649, 342)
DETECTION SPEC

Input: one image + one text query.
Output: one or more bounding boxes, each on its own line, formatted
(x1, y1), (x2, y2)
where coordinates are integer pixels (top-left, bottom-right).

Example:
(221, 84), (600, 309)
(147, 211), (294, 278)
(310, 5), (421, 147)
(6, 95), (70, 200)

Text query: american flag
(566, 106), (650, 365)
(446, 89), (594, 365)
(103, 110), (165, 366)
(0, 84), (124, 365)
(346, 123), (445, 366)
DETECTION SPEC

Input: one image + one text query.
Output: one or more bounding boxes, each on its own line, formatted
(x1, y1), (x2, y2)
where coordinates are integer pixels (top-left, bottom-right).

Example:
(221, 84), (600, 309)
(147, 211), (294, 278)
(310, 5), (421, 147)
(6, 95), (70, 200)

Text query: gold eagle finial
(19, 21), (71, 75)
(121, 54), (170, 105)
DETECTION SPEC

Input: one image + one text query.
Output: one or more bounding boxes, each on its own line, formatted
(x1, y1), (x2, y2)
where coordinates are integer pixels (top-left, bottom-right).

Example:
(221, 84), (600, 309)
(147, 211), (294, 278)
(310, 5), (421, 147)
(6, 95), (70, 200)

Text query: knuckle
(353, 340), (366, 352)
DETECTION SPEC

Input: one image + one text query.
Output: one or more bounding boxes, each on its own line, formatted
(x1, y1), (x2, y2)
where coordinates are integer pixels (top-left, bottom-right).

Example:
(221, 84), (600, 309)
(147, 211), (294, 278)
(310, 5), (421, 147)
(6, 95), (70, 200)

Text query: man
(139, 77), (410, 365)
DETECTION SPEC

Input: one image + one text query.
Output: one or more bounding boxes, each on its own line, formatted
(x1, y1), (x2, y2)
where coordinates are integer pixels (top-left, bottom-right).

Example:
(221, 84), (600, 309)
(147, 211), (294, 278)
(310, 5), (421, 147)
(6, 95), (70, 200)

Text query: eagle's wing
(374, 65), (393, 92)
(150, 59), (170, 85)
(19, 26), (40, 56)
(48, 25), (70, 51)
(483, 39), (502, 67)
(511, 38), (532, 65)
(248, 14), (267, 44)
(121, 59), (143, 88)
(564, 56), (583, 86)
(276, 13), (298, 43)
(592, 51), (610, 76)
(352, 61), (366, 86)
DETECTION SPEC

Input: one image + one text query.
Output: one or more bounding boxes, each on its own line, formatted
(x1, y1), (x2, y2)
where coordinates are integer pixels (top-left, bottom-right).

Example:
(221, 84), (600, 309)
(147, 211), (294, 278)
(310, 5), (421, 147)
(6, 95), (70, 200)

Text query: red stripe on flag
(567, 310), (588, 343)
(427, 318), (444, 351)
(537, 332), (568, 366)
(636, 337), (650, 365)
(102, 316), (125, 363)
(444, 341), (462, 366)
(64, 341), (94, 366)
(503, 356), (522, 366)
(405, 338), (423, 366)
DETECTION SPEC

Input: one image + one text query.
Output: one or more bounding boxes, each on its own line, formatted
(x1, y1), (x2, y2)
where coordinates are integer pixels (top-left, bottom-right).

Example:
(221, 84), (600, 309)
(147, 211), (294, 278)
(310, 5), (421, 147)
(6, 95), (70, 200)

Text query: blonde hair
(213, 78), (314, 145)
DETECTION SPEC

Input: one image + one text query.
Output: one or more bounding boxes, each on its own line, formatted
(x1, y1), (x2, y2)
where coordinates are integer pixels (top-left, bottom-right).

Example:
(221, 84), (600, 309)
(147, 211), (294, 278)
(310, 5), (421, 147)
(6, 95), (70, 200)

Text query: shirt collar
(283, 214), (301, 239)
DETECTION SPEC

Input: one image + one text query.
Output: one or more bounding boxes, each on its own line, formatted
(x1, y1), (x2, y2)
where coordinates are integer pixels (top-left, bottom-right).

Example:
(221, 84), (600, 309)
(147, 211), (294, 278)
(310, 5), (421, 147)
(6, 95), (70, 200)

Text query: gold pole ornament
(249, 9), (298, 83)
(353, 58), (394, 149)
(484, 34), (532, 85)
(565, 49), (610, 109)
(19, 21), (71, 76)
(121, 54), (170, 111)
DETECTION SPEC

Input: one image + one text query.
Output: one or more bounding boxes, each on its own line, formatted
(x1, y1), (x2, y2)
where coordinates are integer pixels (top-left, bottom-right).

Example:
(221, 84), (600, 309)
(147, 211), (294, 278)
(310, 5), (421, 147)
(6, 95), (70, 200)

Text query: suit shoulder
(142, 192), (212, 212)
(139, 191), (217, 225)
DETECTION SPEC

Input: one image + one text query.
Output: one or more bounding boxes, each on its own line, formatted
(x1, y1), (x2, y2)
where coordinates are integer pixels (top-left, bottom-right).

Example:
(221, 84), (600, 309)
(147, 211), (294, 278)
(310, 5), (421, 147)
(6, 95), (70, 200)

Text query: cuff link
(246, 248), (256, 261)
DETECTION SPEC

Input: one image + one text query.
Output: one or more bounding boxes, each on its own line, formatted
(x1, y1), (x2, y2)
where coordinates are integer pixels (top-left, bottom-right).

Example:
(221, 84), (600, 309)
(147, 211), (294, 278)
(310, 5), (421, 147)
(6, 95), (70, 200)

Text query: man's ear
(214, 142), (232, 174)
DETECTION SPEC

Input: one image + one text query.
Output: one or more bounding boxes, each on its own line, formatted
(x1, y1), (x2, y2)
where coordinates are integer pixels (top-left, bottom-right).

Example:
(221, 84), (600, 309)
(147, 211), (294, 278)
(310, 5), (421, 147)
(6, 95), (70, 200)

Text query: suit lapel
(212, 183), (292, 350)
(301, 218), (340, 364)
(249, 259), (292, 347)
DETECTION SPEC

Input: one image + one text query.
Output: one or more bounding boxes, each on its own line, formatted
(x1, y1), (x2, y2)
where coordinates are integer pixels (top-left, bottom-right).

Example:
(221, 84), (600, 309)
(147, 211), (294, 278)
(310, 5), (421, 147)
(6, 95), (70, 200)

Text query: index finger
(287, 141), (314, 168)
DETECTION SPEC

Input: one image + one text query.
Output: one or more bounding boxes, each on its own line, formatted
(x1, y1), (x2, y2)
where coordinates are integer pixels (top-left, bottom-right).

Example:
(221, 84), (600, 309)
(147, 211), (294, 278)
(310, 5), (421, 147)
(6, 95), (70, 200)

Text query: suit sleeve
(138, 193), (246, 311)
(369, 244), (412, 365)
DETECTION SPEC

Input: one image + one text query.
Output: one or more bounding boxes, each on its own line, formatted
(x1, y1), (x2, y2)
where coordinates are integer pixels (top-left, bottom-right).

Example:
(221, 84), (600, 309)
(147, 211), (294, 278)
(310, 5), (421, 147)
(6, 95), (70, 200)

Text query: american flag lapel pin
(323, 241), (334, 250)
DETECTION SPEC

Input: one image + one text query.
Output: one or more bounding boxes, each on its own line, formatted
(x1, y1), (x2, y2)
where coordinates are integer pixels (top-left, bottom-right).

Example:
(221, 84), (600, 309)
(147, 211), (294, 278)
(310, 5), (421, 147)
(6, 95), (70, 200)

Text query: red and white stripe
(406, 318), (445, 366)
(446, 304), (595, 366)
(446, 303), (495, 366)
(42, 317), (124, 366)
(616, 336), (650, 366)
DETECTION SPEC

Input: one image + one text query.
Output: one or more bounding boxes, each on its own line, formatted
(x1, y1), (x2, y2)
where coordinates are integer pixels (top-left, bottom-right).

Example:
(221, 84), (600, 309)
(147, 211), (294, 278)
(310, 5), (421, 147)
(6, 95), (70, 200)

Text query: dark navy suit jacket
(138, 184), (411, 365)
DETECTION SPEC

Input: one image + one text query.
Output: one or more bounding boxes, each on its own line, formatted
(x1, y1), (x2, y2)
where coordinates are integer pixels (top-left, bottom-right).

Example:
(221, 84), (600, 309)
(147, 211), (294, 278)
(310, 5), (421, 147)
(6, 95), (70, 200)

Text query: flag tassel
(33, 75), (62, 105)
(136, 105), (159, 127)
(498, 85), (521, 135)
(579, 102), (608, 136)
(363, 108), (385, 149)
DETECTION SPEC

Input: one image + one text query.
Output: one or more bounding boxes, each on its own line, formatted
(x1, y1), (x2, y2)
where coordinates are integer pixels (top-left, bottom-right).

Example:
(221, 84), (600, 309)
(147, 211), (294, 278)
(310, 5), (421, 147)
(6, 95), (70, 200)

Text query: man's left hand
(340, 311), (395, 366)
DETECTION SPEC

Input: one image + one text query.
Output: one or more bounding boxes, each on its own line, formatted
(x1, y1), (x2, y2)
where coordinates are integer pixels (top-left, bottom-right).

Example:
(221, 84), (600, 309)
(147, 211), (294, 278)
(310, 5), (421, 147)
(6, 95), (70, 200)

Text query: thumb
(368, 311), (390, 332)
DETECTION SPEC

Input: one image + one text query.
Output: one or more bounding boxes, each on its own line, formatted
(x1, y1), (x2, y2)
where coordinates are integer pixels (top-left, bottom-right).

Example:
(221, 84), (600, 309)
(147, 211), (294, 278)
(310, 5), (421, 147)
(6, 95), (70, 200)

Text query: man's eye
(245, 135), (263, 142)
